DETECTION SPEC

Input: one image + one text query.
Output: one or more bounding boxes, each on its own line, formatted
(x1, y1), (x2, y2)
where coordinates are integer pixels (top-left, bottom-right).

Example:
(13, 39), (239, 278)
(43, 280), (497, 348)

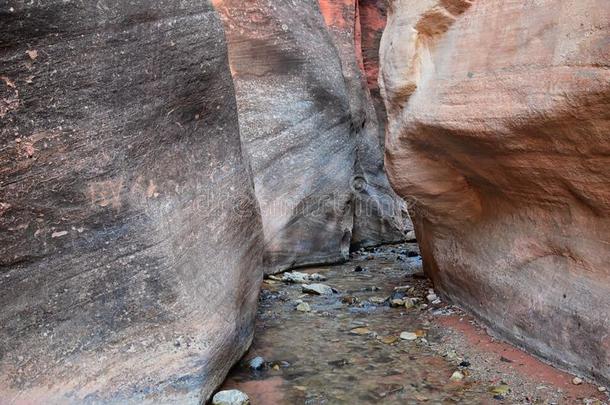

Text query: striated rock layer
(381, 0), (610, 384)
(0, 1), (262, 403)
(214, 0), (409, 274)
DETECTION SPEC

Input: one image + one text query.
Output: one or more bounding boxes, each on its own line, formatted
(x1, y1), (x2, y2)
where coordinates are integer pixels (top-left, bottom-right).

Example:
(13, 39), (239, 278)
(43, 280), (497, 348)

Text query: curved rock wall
(214, 0), (409, 274)
(380, 0), (610, 384)
(0, 1), (262, 403)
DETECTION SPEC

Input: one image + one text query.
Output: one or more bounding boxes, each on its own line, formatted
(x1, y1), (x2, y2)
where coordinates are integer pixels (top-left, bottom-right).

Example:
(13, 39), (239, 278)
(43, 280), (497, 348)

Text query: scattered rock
(249, 356), (265, 370)
(450, 371), (464, 382)
(490, 385), (510, 395)
(369, 296), (386, 305)
(406, 230), (416, 241)
(302, 283), (334, 295)
(393, 285), (411, 292)
(459, 360), (471, 368)
(212, 390), (250, 405)
(426, 292), (438, 303)
(282, 271), (326, 283)
(328, 358), (350, 368)
(598, 386), (607, 392)
(296, 302), (311, 312)
(341, 296), (359, 305)
(399, 332), (417, 341)
(378, 336), (398, 345)
(354, 265), (365, 272)
(349, 327), (371, 335)
(572, 377), (583, 385)
(499, 356), (513, 363)
(390, 298), (405, 307)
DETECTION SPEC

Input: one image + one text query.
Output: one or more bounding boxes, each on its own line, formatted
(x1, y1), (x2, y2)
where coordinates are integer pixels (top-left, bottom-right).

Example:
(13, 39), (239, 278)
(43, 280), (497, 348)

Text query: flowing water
(221, 245), (608, 405)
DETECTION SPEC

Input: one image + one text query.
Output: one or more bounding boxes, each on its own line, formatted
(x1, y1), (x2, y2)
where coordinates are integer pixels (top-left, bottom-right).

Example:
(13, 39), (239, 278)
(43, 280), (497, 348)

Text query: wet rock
(281, 271), (327, 283)
(296, 302), (311, 312)
(369, 297), (387, 305)
(378, 336), (399, 345)
(390, 299), (405, 307)
(350, 327), (372, 335)
(341, 296), (360, 305)
(302, 283), (335, 295)
(450, 371), (464, 382)
(249, 356), (265, 371)
(212, 389), (250, 405)
(399, 332), (417, 341)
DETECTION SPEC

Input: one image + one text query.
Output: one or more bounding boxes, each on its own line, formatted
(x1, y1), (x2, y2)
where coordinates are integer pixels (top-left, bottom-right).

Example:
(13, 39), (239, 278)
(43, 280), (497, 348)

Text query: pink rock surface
(380, 0), (610, 385)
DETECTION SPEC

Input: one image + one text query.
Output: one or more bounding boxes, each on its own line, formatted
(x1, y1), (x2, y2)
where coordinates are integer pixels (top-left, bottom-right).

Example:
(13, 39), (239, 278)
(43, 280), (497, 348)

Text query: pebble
(572, 377), (583, 385)
(390, 298), (405, 307)
(393, 285), (411, 292)
(598, 386), (607, 392)
(282, 271), (326, 283)
(249, 356), (265, 370)
(212, 390), (250, 405)
(400, 332), (418, 341)
(302, 283), (334, 295)
(296, 302), (311, 312)
(426, 293), (438, 303)
(369, 296), (386, 304)
(350, 327), (371, 335)
(450, 371), (464, 382)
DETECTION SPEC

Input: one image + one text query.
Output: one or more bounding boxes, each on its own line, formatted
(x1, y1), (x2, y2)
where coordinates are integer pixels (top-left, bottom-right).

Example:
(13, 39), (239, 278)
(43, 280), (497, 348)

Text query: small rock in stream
(399, 332), (418, 341)
(302, 283), (335, 295)
(369, 296), (386, 305)
(282, 271), (326, 283)
(249, 356), (265, 370)
(296, 302), (311, 312)
(212, 389), (250, 405)
(450, 371), (465, 382)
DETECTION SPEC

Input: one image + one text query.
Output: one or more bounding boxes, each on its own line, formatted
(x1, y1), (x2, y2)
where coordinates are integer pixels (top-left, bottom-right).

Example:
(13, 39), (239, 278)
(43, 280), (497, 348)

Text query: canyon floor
(221, 245), (608, 404)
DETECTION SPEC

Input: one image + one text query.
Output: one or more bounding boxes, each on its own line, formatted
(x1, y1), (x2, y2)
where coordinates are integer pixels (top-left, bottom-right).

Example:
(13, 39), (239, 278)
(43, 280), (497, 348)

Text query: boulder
(0, 1), (263, 403)
(380, 0), (610, 385)
(214, 0), (409, 273)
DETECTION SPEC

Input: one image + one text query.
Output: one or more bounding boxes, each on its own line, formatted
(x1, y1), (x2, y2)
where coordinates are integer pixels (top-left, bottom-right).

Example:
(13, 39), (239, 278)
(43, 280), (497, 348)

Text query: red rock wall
(380, 0), (610, 385)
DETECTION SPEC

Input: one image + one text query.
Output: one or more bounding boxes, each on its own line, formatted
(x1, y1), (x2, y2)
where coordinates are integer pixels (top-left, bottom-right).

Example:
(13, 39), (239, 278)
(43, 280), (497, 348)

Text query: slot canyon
(0, 0), (608, 404)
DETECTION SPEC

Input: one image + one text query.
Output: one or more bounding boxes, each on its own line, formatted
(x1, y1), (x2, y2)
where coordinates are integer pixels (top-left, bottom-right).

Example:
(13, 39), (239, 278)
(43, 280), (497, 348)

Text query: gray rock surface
(0, 1), (262, 403)
(215, 0), (410, 274)
(212, 390), (250, 405)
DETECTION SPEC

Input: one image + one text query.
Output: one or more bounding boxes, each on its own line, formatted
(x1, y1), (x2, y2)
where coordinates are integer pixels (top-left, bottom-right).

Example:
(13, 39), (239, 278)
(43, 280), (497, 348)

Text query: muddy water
(221, 245), (608, 404)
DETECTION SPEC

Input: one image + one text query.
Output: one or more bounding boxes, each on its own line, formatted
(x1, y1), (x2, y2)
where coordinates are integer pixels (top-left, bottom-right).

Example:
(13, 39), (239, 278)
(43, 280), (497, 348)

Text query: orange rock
(380, 0), (610, 386)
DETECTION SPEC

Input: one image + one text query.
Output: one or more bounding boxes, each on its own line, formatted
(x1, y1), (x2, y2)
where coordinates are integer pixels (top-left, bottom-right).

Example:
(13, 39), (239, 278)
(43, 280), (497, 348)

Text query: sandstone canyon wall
(381, 0), (610, 385)
(214, 0), (409, 274)
(0, 1), (263, 403)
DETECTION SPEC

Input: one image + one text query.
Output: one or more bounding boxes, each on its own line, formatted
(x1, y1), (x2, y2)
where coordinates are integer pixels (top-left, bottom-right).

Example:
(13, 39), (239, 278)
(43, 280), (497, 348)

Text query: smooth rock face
(381, 0), (610, 385)
(214, 0), (409, 273)
(0, 1), (263, 403)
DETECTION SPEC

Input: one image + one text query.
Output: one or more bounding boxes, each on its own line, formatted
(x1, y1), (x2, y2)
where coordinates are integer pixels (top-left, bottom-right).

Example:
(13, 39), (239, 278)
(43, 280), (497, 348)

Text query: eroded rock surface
(214, 0), (409, 274)
(380, 0), (610, 385)
(0, 1), (262, 403)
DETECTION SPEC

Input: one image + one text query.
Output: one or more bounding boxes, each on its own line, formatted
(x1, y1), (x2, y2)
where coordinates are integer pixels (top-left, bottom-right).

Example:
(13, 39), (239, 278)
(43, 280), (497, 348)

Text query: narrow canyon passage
(219, 245), (606, 404)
